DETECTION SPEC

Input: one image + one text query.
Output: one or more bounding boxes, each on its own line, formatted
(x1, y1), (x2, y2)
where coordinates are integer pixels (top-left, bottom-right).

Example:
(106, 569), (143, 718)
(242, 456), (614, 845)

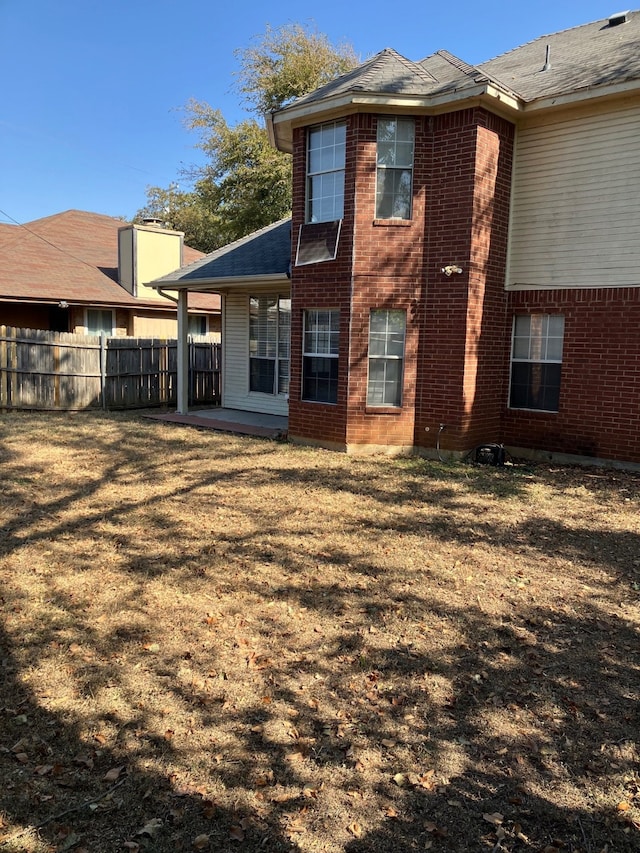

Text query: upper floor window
(510, 314), (564, 412)
(376, 117), (415, 220)
(307, 121), (346, 223)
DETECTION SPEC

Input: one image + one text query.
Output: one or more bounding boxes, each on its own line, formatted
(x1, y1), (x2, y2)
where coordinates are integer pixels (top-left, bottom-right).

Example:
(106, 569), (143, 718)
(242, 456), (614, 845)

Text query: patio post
(176, 289), (189, 414)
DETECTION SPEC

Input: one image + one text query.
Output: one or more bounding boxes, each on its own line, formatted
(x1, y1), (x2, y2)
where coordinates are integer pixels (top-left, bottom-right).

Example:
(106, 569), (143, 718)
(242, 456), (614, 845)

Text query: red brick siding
(415, 110), (514, 453)
(288, 109), (515, 452)
(504, 289), (640, 464)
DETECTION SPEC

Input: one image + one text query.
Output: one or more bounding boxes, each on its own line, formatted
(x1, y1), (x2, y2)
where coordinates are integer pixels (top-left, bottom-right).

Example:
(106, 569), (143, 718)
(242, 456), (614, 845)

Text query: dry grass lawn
(1, 411), (639, 853)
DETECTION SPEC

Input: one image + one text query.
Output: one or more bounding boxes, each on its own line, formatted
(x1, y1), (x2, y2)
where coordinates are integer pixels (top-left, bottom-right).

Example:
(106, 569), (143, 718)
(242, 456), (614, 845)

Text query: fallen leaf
(58, 833), (82, 852)
(122, 844), (140, 851)
(104, 765), (125, 782)
(192, 834), (210, 849)
(202, 799), (216, 818)
(483, 812), (504, 826)
(347, 822), (364, 838)
(393, 772), (406, 787)
(229, 825), (245, 842)
(617, 801), (631, 812)
(135, 818), (162, 839)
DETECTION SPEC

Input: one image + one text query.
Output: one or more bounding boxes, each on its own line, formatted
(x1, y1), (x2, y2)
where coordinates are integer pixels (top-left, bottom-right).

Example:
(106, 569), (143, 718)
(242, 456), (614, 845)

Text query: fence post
(100, 332), (107, 410)
(0, 325), (7, 410)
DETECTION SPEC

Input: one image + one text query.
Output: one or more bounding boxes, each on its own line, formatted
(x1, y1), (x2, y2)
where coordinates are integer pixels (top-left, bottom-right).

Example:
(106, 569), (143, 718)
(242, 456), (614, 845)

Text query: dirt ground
(0, 410), (639, 853)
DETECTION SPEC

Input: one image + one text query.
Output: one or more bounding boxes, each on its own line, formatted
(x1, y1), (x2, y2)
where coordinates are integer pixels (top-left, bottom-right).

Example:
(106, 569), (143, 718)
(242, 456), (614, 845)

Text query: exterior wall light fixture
(441, 265), (463, 276)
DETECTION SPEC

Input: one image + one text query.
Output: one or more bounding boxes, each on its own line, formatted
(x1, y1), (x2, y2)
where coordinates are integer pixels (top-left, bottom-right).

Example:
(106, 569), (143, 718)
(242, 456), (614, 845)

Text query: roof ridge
(434, 49), (522, 99)
(351, 48), (437, 91)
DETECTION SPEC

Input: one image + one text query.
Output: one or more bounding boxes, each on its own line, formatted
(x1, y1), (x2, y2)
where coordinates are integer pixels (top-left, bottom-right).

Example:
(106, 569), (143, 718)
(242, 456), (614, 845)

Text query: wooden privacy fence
(0, 326), (221, 411)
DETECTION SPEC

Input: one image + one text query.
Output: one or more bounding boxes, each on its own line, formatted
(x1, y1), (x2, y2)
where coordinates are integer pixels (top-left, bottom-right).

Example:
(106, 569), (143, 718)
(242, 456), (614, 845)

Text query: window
(188, 315), (208, 337)
(249, 295), (291, 395)
(307, 121), (346, 223)
(367, 309), (406, 406)
(510, 314), (564, 411)
(302, 310), (339, 403)
(376, 117), (415, 219)
(87, 309), (114, 335)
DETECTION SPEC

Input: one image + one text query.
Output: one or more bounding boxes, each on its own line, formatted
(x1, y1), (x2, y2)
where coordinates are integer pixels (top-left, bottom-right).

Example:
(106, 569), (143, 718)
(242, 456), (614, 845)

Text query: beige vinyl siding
(222, 291), (289, 416)
(507, 102), (640, 290)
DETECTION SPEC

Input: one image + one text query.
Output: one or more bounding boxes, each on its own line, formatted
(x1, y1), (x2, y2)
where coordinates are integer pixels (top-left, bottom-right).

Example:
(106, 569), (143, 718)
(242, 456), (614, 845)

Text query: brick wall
(504, 288), (640, 464)
(415, 109), (514, 454)
(288, 109), (516, 454)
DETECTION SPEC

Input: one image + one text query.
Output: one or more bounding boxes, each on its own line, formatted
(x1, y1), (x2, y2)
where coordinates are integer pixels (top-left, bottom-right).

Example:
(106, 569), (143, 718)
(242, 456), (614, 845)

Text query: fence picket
(0, 326), (220, 411)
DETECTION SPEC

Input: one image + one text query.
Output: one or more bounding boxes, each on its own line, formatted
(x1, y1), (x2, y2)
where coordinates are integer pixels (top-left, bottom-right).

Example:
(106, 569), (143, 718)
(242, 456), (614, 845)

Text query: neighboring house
(152, 11), (640, 466)
(0, 210), (220, 338)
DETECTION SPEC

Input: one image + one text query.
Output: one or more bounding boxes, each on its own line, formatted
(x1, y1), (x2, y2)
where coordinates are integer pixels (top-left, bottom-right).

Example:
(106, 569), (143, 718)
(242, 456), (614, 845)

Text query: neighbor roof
(270, 10), (640, 145)
(0, 210), (219, 312)
(152, 218), (292, 290)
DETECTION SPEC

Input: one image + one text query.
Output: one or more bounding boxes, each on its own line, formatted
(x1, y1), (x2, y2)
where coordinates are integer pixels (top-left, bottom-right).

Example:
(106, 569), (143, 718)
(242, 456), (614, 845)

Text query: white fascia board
(270, 85), (523, 151)
(148, 273), (290, 293)
(523, 78), (640, 114)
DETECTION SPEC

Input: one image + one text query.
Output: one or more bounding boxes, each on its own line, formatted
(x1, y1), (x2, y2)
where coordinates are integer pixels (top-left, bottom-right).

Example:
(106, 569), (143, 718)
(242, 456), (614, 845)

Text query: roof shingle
(0, 210), (219, 312)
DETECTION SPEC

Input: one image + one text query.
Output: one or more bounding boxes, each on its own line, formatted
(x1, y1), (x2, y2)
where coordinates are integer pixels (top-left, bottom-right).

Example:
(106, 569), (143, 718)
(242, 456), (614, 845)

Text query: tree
(182, 103), (292, 244)
(134, 23), (359, 251)
(234, 23), (359, 116)
(134, 183), (224, 254)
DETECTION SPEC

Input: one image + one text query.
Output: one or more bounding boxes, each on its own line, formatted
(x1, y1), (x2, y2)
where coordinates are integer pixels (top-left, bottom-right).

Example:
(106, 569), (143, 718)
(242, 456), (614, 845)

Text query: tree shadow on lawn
(1, 414), (639, 851)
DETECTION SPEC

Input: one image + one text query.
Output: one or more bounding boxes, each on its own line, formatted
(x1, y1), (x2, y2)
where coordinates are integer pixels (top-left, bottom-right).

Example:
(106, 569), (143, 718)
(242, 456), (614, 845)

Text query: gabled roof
(269, 11), (640, 149)
(0, 209), (218, 312)
(152, 218), (292, 290)
(290, 48), (438, 108)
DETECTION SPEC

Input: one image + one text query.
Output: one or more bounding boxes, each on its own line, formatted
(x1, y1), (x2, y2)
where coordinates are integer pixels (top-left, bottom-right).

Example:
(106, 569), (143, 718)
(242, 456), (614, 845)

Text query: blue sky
(0, 1), (615, 225)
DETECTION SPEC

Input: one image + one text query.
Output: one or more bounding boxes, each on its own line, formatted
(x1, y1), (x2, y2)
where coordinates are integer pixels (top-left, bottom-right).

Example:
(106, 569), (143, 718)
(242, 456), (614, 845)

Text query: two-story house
(153, 11), (640, 467)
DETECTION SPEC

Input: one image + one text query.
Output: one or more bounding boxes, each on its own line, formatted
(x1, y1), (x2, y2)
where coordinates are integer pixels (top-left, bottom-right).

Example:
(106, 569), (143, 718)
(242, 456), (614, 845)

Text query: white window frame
(188, 314), (209, 337)
(302, 309), (339, 404)
(306, 121), (346, 223)
(509, 314), (564, 412)
(249, 294), (291, 396)
(86, 308), (115, 335)
(367, 309), (406, 407)
(375, 117), (415, 220)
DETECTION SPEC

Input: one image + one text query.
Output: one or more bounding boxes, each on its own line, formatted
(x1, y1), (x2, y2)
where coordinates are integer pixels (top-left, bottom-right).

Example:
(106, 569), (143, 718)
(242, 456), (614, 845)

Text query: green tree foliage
(182, 103), (292, 244)
(134, 184), (225, 254)
(234, 23), (359, 116)
(134, 23), (359, 252)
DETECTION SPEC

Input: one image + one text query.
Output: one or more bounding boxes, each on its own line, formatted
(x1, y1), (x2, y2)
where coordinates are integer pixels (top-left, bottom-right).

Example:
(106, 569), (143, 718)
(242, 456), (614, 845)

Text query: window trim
(86, 308), (115, 336)
(248, 294), (291, 397)
(509, 313), (564, 413)
(375, 116), (415, 221)
(188, 314), (209, 337)
(366, 308), (407, 408)
(306, 121), (346, 224)
(302, 308), (340, 404)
